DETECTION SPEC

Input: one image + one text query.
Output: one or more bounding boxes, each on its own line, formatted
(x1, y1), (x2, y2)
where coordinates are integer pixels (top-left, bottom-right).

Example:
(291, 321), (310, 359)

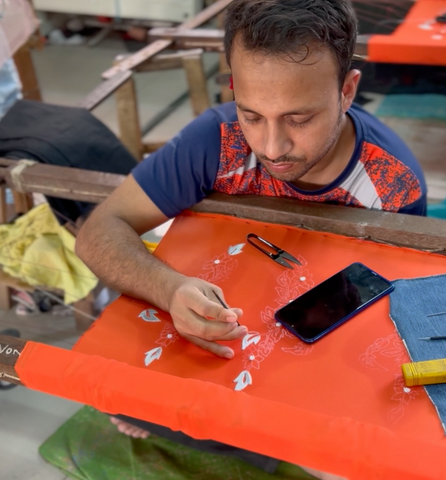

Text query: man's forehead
(231, 46), (340, 110)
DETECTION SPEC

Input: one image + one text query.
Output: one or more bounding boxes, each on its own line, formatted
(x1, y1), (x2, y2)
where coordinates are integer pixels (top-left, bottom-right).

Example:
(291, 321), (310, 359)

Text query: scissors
(246, 233), (302, 269)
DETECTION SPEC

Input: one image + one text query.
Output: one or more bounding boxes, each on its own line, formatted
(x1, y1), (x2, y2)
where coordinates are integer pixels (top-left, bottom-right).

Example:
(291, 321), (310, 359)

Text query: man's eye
(244, 117), (260, 125)
(288, 117), (312, 128)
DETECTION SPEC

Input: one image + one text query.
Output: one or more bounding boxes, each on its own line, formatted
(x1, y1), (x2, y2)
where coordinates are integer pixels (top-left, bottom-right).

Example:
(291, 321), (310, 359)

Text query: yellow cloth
(142, 240), (158, 253)
(0, 203), (97, 304)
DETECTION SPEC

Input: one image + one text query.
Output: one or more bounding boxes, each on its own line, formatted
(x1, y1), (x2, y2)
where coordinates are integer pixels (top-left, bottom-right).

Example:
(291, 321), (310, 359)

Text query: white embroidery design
(235, 259), (314, 389)
(155, 323), (180, 347)
(233, 370), (253, 391)
(198, 253), (238, 283)
(359, 333), (417, 423)
(144, 347), (163, 366)
(228, 243), (245, 256)
(139, 309), (161, 322)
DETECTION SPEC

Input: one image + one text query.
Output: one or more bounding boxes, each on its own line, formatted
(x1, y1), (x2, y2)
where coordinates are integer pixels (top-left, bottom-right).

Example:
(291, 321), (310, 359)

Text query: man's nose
(262, 123), (293, 161)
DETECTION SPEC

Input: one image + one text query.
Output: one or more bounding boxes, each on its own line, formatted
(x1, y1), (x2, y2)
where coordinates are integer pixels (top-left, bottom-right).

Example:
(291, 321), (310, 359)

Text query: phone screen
(274, 263), (393, 342)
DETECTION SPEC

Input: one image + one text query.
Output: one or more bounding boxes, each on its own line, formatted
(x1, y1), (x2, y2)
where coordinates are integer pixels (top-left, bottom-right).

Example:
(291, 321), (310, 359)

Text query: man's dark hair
(224, 0), (357, 86)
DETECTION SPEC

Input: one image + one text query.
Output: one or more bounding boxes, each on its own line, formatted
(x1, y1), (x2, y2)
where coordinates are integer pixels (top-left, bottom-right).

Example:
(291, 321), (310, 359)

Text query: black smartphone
(274, 262), (394, 343)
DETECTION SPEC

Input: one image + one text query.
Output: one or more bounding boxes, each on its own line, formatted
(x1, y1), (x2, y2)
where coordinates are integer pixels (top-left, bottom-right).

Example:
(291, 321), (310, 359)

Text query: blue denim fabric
(390, 274), (446, 433)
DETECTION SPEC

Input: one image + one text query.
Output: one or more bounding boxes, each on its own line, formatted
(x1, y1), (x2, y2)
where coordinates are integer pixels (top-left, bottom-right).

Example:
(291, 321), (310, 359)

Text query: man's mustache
(256, 154), (305, 164)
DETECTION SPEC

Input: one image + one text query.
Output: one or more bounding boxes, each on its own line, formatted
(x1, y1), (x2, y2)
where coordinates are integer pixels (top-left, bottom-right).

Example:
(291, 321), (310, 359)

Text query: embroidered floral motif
(240, 261), (315, 373)
(360, 333), (416, 424)
(388, 374), (420, 424)
(198, 253), (238, 283)
(155, 323), (180, 347)
(359, 333), (409, 372)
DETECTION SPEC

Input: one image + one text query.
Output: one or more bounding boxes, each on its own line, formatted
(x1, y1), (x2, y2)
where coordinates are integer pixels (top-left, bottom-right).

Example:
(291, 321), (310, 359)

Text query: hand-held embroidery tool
(212, 290), (240, 326)
(426, 311), (446, 318)
(419, 336), (446, 341)
(402, 358), (446, 386)
(246, 233), (302, 269)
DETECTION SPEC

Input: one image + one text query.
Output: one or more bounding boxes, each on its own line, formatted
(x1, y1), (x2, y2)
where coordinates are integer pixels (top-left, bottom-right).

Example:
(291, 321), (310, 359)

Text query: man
(76, 0), (426, 477)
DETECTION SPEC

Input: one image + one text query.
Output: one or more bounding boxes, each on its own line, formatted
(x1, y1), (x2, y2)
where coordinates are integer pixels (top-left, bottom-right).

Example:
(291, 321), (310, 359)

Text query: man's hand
(168, 278), (247, 359)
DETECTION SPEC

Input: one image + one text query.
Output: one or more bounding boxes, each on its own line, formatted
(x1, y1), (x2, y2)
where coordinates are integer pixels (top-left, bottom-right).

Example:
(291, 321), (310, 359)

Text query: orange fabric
(369, 0), (446, 66)
(15, 211), (446, 479)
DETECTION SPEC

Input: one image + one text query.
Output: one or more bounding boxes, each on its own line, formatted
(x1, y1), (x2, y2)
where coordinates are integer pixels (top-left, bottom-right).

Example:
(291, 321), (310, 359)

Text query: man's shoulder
(348, 104), (427, 213)
(350, 104), (420, 169)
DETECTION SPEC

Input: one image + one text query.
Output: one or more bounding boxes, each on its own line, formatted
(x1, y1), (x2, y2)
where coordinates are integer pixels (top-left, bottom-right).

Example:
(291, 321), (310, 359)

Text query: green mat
(39, 406), (316, 480)
(375, 94), (446, 120)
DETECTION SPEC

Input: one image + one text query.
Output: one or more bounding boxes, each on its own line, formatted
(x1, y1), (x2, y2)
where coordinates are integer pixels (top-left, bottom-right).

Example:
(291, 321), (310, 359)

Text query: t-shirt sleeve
(398, 194), (427, 217)
(131, 108), (222, 218)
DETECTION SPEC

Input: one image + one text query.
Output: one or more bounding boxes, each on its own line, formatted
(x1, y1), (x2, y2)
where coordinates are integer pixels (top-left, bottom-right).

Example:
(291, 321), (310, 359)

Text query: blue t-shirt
(132, 102), (426, 218)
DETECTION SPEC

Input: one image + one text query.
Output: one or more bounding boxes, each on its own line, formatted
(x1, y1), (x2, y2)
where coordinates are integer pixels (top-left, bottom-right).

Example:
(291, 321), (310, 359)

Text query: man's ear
(341, 69), (361, 112)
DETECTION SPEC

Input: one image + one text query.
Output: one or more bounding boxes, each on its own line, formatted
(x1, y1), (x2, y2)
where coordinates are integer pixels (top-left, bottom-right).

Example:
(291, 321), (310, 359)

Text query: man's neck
(291, 114), (356, 191)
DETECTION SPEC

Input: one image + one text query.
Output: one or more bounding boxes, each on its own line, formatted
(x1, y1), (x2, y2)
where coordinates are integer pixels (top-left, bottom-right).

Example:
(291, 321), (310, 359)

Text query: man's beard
(255, 109), (345, 183)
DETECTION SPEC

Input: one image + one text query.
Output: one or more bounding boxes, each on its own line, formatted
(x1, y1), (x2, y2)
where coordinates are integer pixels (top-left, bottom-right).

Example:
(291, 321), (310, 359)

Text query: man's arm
(75, 174), (247, 358)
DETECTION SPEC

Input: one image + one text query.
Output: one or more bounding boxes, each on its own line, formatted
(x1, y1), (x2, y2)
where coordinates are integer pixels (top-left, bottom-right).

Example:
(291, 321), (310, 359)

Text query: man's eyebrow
(236, 103), (313, 116)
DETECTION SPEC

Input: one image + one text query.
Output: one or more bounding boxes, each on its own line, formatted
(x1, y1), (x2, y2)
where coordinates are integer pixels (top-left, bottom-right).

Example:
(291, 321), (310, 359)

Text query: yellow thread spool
(402, 358), (446, 386)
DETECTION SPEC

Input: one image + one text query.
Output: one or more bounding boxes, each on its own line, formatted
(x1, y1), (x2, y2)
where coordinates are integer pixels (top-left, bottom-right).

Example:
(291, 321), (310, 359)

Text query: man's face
(231, 42), (347, 184)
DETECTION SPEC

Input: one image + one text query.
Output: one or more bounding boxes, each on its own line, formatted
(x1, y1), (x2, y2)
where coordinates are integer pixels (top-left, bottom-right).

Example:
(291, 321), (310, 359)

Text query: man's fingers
(182, 333), (235, 359)
(201, 286), (244, 323)
(216, 325), (248, 341)
(186, 288), (240, 323)
(181, 309), (242, 340)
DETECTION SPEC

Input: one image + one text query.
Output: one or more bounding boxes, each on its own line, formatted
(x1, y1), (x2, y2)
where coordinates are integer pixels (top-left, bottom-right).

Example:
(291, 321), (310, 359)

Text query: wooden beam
(1, 160), (445, 253)
(77, 71), (133, 112)
(148, 28), (225, 52)
(102, 0), (233, 79)
(78, 50), (208, 112)
(192, 193), (446, 254)
(0, 335), (27, 386)
(114, 49), (206, 73)
(355, 34), (371, 58)
(0, 159), (125, 204)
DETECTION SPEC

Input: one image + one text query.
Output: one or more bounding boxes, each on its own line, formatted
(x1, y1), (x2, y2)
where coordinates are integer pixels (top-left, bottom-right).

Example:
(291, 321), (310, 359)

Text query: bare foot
(110, 417), (150, 439)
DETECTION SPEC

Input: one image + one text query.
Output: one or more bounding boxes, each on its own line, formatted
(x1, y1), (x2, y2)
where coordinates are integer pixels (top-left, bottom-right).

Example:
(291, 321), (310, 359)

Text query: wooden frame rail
(0, 159), (445, 254)
(0, 159), (125, 204)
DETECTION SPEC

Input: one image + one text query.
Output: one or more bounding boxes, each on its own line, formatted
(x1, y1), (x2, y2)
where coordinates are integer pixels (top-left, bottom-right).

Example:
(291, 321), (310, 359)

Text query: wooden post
(217, 12), (233, 104)
(11, 191), (34, 215)
(0, 335), (26, 386)
(0, 185), (11, 310)
(114, 78), (144, 161)
(12, 41), (42, 102)
(182, 52), (211, 116)
(73, 292), (95, 332)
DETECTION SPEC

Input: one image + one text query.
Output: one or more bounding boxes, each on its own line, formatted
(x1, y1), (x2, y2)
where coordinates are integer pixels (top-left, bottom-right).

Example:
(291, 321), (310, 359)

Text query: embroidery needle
(419, 336), (446, 341)
(212, 290), (240, 326)
(426, 312), (446, 318)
